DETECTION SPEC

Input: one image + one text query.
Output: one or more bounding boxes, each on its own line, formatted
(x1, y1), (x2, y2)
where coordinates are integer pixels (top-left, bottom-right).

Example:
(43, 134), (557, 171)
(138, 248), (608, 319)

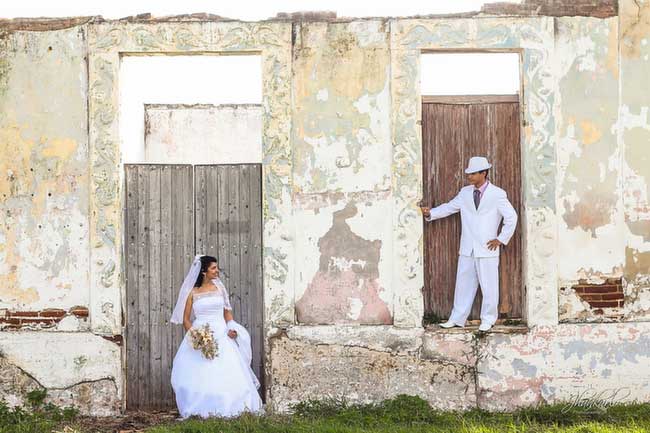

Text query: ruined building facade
(1, 0), (650, 415)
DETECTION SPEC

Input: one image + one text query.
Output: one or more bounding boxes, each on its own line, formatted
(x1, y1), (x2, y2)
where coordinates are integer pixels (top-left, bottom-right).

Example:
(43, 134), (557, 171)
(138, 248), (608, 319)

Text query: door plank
(125, 165), (140, 410)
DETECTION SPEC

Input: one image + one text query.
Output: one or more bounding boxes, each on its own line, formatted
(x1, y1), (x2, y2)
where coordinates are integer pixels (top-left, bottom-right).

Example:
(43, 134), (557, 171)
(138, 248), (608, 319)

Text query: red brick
(578, 294), (602, 301)
(574, 286), (621, 294)
(39, 309), (66, 318)
(69, 306), (89, 318)
(481, 0), (616, 18)
(101, 335), (123, 345)
(589, 301), (620, 308)
(601, 293), (624, 301)
(8, 311), (39, 318)
(0, 317), (22, 325)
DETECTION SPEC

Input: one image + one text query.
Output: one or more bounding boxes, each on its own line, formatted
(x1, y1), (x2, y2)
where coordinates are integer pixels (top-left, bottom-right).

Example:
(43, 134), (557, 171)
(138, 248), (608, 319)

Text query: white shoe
(478, 322), (493, 332)
(439, 320), (462, 329)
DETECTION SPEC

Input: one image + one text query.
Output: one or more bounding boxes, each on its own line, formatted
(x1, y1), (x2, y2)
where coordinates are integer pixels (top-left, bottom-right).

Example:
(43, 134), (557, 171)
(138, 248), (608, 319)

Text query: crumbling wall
(0, 26), (122, 414)
(292, 21), (394, 325)
(1, 3), (649, 415)
(555, 17), (626, 321)
(619, 0), (650, 320)
(0, 332), (121, 416)
(268, 323), (650, 412)
(272, 10), (650, 411)
(0, 27), (90, 316)
(557, 3), (650, 322)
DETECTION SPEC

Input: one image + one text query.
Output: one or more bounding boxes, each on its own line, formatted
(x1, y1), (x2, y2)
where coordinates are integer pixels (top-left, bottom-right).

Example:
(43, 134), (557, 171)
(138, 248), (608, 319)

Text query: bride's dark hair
(194, 255), (217, 288)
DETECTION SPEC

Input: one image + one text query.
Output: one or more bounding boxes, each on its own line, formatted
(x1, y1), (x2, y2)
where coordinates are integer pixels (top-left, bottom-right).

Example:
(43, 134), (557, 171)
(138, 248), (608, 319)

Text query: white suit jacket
(425, 183), (518, 258)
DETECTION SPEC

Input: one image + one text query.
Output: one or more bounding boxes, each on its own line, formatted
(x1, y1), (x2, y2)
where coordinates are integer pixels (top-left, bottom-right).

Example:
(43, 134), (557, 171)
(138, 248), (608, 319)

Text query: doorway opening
(420, 52), (524, 326)
(120, 54), (265, 410)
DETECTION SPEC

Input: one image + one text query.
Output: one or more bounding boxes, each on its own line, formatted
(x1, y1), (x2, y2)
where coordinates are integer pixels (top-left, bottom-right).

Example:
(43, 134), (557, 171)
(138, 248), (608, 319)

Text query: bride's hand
(227, 329), (238, 339)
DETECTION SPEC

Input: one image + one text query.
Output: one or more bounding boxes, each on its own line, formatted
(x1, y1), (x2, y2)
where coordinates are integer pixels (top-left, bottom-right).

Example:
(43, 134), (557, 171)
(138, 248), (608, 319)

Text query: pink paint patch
(296, 269), (391, 324)
(296, 202), (392, 325)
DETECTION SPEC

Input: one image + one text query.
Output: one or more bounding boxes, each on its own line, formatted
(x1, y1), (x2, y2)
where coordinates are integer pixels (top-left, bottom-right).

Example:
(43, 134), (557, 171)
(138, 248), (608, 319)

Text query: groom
(421, 156), (518, 332)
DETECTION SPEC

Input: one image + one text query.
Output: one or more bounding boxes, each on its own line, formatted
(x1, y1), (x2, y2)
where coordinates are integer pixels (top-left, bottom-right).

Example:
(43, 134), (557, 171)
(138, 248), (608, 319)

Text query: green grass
(2, 394), (650, 433)
(0, 389), (78, 433)
(145, 395), (650, 433)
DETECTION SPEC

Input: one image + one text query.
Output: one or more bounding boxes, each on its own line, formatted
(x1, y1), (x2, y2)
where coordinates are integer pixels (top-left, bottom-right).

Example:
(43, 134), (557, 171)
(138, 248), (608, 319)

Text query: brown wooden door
(125, 163), (264, 410)
(421, 95), (523, 323)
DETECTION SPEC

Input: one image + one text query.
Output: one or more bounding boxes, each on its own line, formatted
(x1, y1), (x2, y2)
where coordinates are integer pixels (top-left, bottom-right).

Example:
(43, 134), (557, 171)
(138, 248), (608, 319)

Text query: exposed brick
(0, 306), (90, 330)
(39, 309), (66, 318)
(276, 11), (337, 21)
(601, 293), (625, 301)
(70, 306), (89, 318)
(0, 16), (95, 32)
(8, 311), (40, 318)
(573, 285), (622, 294)
(588, 301), (620, 308)
(481, 0), (617, 18)
(572, 278), (624, 311)
(578, 294), (603, 301)
(101, 335), (124, 346)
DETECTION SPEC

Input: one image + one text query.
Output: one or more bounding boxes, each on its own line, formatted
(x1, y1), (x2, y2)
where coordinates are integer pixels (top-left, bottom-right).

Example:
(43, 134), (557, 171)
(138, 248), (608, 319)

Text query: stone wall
(268, 323), (650, 412)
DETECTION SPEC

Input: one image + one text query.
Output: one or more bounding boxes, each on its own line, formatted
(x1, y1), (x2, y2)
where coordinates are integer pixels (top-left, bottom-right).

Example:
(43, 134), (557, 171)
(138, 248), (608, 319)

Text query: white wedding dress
(171, 287), (262, 418)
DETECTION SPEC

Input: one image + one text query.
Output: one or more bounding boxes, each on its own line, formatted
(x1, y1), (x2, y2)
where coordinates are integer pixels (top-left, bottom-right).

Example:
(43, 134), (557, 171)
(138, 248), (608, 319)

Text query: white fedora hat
(465, 156), (492, 174)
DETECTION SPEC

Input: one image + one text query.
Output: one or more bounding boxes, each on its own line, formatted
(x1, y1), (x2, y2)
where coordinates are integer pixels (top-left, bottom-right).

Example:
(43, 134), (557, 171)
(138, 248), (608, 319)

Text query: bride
(170, 254), (263, 418)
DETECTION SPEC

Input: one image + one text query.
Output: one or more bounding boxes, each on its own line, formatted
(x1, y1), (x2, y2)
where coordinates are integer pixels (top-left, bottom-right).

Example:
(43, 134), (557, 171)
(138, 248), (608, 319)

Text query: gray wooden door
(195, 164), (264, 391)
(124, 163), (263, 410)
(421, 95), (523, 324)
(124, 164), (194, 410)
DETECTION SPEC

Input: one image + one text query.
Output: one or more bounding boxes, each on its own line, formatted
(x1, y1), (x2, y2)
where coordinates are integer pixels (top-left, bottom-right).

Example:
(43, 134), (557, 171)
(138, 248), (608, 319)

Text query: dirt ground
(69, 410), (179, 433)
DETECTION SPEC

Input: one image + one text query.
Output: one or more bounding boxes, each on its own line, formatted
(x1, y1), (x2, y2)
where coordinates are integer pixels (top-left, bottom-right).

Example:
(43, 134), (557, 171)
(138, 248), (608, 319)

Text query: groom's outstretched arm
(424, 192), (463, 222)
(496, 190), (518, 245)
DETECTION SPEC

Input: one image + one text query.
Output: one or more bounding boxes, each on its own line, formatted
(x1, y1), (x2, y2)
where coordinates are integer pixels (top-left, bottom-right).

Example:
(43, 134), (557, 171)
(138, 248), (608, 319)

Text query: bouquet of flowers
(189, 323), (219, 359)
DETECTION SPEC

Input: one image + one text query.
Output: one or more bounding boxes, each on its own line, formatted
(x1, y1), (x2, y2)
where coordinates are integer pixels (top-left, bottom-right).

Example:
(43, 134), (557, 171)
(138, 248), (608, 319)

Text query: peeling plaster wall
(555, 17), (627, 321)
(292, 21), (394, 324)
(555, 10), (650, 322)
(0, 28), (90, 312)
(620, 0), (650, 319)
(275, 12), (650, 411)
(0, 27), (123, 415)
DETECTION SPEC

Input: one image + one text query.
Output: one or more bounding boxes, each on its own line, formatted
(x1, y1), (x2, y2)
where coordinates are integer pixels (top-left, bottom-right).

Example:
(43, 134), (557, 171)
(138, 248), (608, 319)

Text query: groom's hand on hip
(487, 239), (502, 251)
(227, 329), (238, 339)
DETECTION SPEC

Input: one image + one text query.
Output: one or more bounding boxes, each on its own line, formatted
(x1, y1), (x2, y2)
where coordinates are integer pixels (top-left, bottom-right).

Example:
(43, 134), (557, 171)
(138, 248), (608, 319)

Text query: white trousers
(448, 254), (499, 326)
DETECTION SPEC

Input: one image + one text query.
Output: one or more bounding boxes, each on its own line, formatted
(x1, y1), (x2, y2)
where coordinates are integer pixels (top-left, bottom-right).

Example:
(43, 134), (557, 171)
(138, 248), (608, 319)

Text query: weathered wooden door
(124, 163), (263, 410)
(194, 164), (264, 392)
(124, 164), (194, 410)
(421, 95), (523, 323)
